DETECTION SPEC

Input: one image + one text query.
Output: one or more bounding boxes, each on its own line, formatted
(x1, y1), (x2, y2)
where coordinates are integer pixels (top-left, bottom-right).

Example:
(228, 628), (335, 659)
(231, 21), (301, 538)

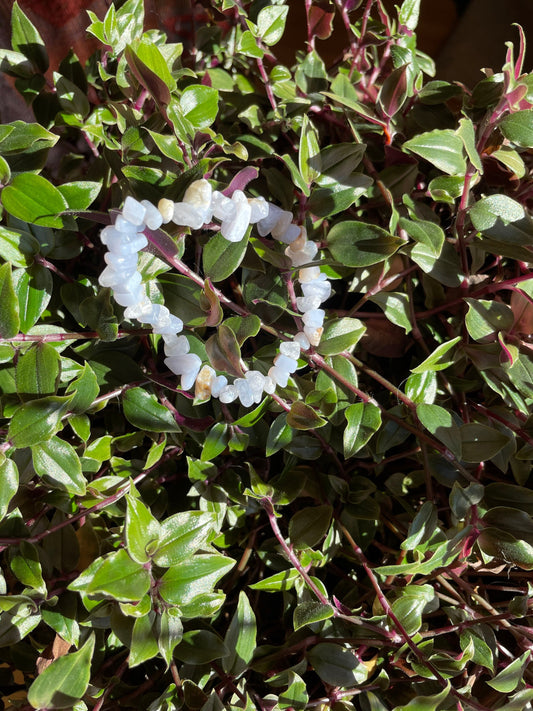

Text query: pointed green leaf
(8, 395), (72, 448)
(86, 549), (151, 602)
(223, 591), (257, 676)
(0, 262), (20, 338)
(125, 490), (161, 564)
(153, 511), (217, 567)
(1, 173), (68, 228)
(123, 387), (180, 433)
(32, 436), (86, 495)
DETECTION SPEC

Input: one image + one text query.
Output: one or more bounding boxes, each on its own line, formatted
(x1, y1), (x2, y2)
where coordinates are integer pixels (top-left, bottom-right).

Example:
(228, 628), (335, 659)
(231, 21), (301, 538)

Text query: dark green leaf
(8, 395), (72, 448)
(1, 173), (68, 228)
(0, 262), (20, 338)
(15, 342), (59, 398)
(27, 634), (94, 710)
(317, 317), (366, 356)
(223, 591), (256, 676)
(328, 221), (403, 267)
(343, 402), (381, 457)
(123, 387), (180, 433)
(11, 1), (48, 73)
(289, 505), (332, 550)
(293, 602), (333, 631)
(287, 401), (326, 430)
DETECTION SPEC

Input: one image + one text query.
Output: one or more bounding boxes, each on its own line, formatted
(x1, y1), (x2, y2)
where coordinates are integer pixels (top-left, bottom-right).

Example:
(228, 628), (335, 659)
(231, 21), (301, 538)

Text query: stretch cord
(98, 179), (332, 407)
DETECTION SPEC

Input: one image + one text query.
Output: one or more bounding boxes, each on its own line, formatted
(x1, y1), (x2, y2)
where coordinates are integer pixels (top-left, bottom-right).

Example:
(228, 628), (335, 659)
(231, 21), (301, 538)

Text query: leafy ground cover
(1, 1), (533, 709)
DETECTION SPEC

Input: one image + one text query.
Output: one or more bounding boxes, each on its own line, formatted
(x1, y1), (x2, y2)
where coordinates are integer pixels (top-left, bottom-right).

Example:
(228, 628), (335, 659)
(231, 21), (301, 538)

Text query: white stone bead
(302, 308), (325, 329)
(257, 203), (284, 236)
(301, 276), (332, 302)
(279, 341), (301, 359)
(100, 225), (121, 246)
(165, 352), (201, 376)
(195, 365), (216, 400)
(104, 251), (138, 271)
(248, 197), (269, 223)
(106, 233), (148, 255)
(298, 266), (322, 283)
(219, 384), (238, 403)
(294, 331), (311, 351)
(113, 286), (145, 308)
(211, 191), (236, 222)
(182, 360), (202, 391)
(124, 297), (152, 320)
(153, 314), (184, 335)
(304, 325), (323, 347)
(164, 335), (190, 356)
(211, 375), (228, 398)
(138, 303), (169, 326)
(220, 190), (251, 242)
(183, 179), (213, 223)
(115, 215), (144, 233)
(276, 223), (300, 244)
(123, 196), (146, 226)
(172, 202), (205, 229)
(289, 227), (308, 253)
(158, 198), (174, 223)
(234, 378), (254, 407)
(271, 211), (294, 241)
(287, 241), (318, 266)
(296, 294), (322, 312)
(268, 366), (290, 388)
(141, 200), (163, 230)
(245, 370), (266, 403)
(263, 375), (276, 394)
(100, 266), (139, 289)
(274, 354), (298, 373)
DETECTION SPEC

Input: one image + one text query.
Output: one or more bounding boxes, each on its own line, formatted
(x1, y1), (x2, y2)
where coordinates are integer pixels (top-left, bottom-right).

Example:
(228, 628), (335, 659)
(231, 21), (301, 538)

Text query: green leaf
(417, 403), (462, 457)
(175, 629), (228, 664)
(0, 225), (39, 267)
(203, 229), (249, 282)
(159, 554), (235, 606)
(205, 323), (243, 378)
(287, 401), (326, 430)
(15, 342), (60, 398)
(399, 216), (445, 256)
(343, 402), (381, 457)
(0, 599), (40, 647)
(0, 262), (20, 338)
(27, 634), (94, 710)
(469, 194), (533, 244)
(398, 0), (421, 30)
(130, 612), (159, 667)
(298, 115), (321, 186)
(410, 240), (462, 287)
(391, 584), (435, 636)
(153, 511), (217, 567)
(411, 337), (461, 373)
(487, 651), (530, 692)
(457, 117), (483, 172)
(289, 505), (332, 550)
(123, 387), (180, 433)
(125, 490), (161, 564)
(293, 602), (333, 631)
(328, 221), (404, 267)
(403, 129), (466, 175)
(1, 173), (69, 228)
(0, 456), (18, 521)
(180, 85), (219, 129)
(156, 608), (183, 667)
(11, 1), (48, 73)
(369, 292), (412, 333)
(249, 569), (299, 592)
(10, 540), (46, 593)
(8, 395), (72, 448)
(266, 413), (293, 456)
(223, 591), (256, 676)
(403, 502), (438, 550)
(58, 181), (101, 211)
(317, 317), (366, 356)
(465, 298), (514, 340)
(461, 423), (510, 463)
(32, 436), (86, 495)
(13, 264), (52, 333)
(125, 42), (173, 106)
(257, 5), (288, 45)
(478, 527), (533, 570)
(395, 683), (450, 711)
(201, 423), (230, 462)
(86, 549), (151, 601)
(307, 643), (367, 688)
(237, 30), (264, 59)
(65, 362), (99, 413)
(500, 110), (533, 148)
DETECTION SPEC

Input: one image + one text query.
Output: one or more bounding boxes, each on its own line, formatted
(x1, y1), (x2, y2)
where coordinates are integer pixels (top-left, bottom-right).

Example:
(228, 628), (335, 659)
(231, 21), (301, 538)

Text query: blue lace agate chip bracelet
(98, 180), (332, 407)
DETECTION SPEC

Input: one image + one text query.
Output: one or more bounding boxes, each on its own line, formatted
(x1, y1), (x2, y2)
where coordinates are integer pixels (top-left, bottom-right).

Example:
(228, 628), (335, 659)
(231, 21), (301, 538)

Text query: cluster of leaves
(1, 0), (533, 708)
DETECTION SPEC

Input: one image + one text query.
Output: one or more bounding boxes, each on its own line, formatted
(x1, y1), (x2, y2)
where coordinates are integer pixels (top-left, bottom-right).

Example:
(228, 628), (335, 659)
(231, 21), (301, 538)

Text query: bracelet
(98, 180), (332, 407)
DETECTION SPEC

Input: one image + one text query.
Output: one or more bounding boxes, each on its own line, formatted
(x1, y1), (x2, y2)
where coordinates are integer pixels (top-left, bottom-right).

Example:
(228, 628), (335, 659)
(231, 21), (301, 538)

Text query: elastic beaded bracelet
(98, 180), (332, 407)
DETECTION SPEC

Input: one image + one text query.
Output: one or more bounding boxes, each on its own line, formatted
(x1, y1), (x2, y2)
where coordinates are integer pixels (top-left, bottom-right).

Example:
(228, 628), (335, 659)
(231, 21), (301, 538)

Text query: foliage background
(1, 0), (533, 709)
